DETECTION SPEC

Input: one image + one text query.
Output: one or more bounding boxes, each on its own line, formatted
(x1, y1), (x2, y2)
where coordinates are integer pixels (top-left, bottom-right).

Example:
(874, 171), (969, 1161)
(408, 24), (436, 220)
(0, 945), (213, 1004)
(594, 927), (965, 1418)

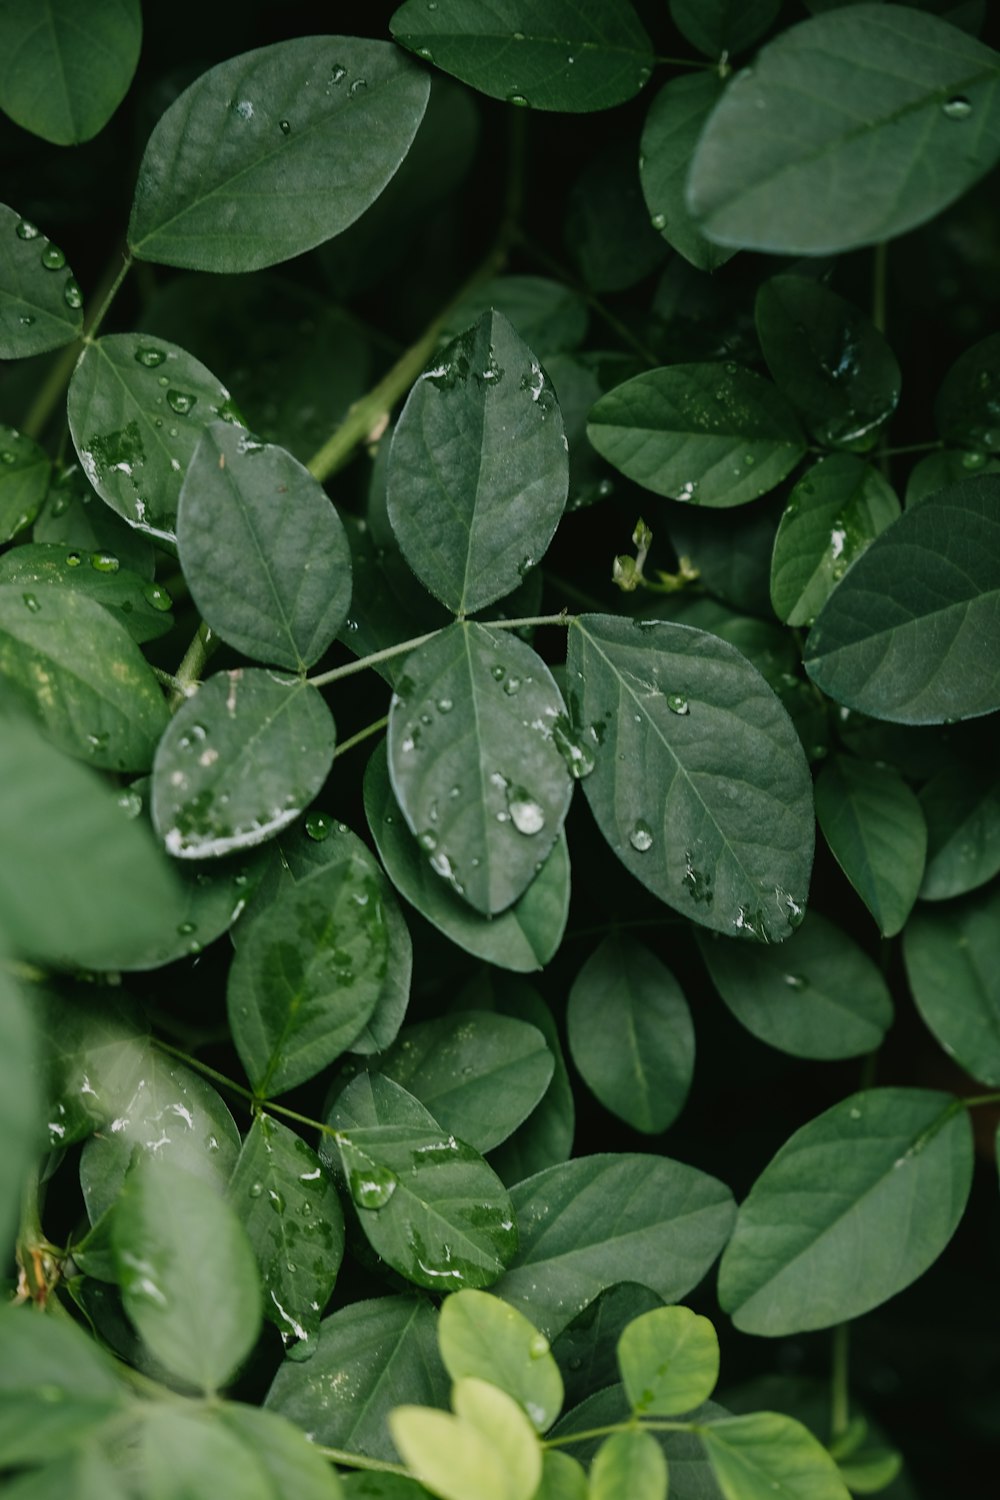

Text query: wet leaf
(639, 74), (735, 272)
(438, 1289), (564, 1432)
(0, 203), (83, 357)
(0, 542), (175, 644)
(0, 0), (141, 145)
(918, 762), (1000, 900)
(0, 423), (50, 540)
(934, 332), (1000, 453)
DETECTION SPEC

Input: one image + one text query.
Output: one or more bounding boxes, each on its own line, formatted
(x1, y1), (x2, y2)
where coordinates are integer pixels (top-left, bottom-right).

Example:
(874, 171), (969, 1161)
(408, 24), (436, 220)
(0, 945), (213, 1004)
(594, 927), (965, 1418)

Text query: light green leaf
(151, 668), (335, 859)
(804, 476), (1000, 722)
(532, 1451), (588, 1500)
(567, 934), (694, 1132)
(0, 543), (175, 645)
(0, 0), (140, 145)
(814, 755), (927, 936)
(387, 312), (568, 615)
(438, 1289), (564, 1432)
(227, 857), (388, 1095)
(0, 965), (37, 1254)
(177, 422), (352, 670)
(391, 1379), (542, 1500)
(669, 0), (781, 57)
(687, 5), (1000, 253)
(228, 1114), (345, 1352)
(697, 910), (893, 1060)
(495, 1153), (735, 1339)
(568, 614), (814, 942)
(218, 1404), (345, 1500)
(639, 75), (735, 272)
(0, 204), (83, 357)
(770, 457), (900, 626)
(717, 1088), (973, 1334)
(129, 39), (430, 272)
(366, 741), (571, 973)
(265, 1297), (448, 1464)
(552, 1285), (664, 1411)
(919, 762), (1000, 899)
(138, 1405), (273, 1500)
(0, 423), (49, 539)
(934, 332), (1000, 452)
(618, 1306), (719, 1418)
(699, 1412), (851, 1500)
(590, 1429), (667, 1500)
(0, 1305), (125, 1467)
(439, 277), (588, 359)
(0, 584), (167, 770)
(389, 0), (654, 113)
(903, 887), (1000, 1087)
(387, 623), (573, 915)
(587, 363), (805, 506)
(113, 1155), (262, 1392)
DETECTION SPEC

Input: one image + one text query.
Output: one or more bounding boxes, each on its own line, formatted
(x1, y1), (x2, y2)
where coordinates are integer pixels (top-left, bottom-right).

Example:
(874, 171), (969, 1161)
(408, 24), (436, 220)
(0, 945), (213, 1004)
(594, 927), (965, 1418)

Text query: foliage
(2, 2), (999, 1496)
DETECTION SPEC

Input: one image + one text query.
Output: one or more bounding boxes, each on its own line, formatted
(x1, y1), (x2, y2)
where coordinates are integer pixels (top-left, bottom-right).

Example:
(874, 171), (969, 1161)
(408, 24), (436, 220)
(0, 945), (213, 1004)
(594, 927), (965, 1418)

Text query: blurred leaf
(0, 543), (174, 644)
(0, 423), (49, 540)
(617, 1305), (719, 1416)
(438, 1289), (564, 1431)
(918, 762), (1000, 899)
(934, 332), (1000, 452)
(589, 1429), (667, 1500)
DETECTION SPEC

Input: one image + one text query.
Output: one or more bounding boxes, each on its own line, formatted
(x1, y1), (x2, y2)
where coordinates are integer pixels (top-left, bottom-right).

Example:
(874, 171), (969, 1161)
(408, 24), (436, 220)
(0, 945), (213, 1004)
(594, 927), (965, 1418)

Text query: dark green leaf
(439, 277), (588, 359)
(228, 857), (388, 1096)
(669, 0), (781, 57)
(618, 1305), (719, 1416)
(151, 668), (335, 859)
(387, 312), (568, 615)
(687, 6), (1000, 253)
(0, 424), (49, 540)
(0, 204), (83, 357)
(717, 1089), (973, 1334)
(217, 1404), (346, 1500)
(700, 1413), (851, 1500)
(568, 614), (814, 942)
(389, 0), (655, 113)
(639, 75), (735, 272)
(814, 755), (927, 935)
(33, 464), (155, 578)
(666, 495), (784, 617)
(698, 911), (893, 1059)
(129, 39), (430, 272)
(587, 364), (805, 507)
(903, 887), (1000, 1087)
(340, 512), (449, 684)
(438, 1288), (564, 1432)
(919, 762), (1000, 899)
(178, 422), (352, 670)
(387, 623), (573, 915)
(0, 1305), (125, 1467)
(934, 332), (1000, 452)
(550, 1384), (729, 1495)
(905, 447), (1000, 506)
(0, 966), (38, 1270)
(567, 935), (694, 1132)
(0, 543), (175, 644)
(494, 1154), (736, 1338)
(113, 1155), (262, 1392)
(566, 140), (669, 293)
(804, 477), (1000, 722)
(0, 0), (140, 145)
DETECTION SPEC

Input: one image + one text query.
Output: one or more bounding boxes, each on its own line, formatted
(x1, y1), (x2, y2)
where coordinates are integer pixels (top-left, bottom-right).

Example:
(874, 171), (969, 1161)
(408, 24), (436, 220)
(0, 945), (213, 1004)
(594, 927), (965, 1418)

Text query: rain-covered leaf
(129, 39), (430, 272)
(366, 741), (571, 973)
(38, 989), (147, 1152)
(0, 965), (38, 1254)
(0, 204), (83, 357)
(815, 755), (927, 936)
(567, 614), (814, 942)
(567, 934), (694, 1132)
(587, 363), (805, 506)
(0, 0), (141, 145)
(755, 276), (901, 451)
(217, 1404), (345, 1500)
(618, 1305), (719, 1416)
(151, 668), (335, 859)
(0, 1305), (126, 1467)
(919, 762), (1000, 899)
(903, 887), (1000, 1087)
(0, 542), (175, 644)
(934, 332), (1000, 453)
(770, 457), (900, 626)
(905, 447), (1000, 507)
(639, 75), (735, 273)
(438, 1289), (564, 1432)
(700, 1412), (851, 1500)
(67, 334), (237, 543)
(589, 1429), (667, 1500)
(804, 476), (1000, 722)
(227, 857), (388, 1096)
(0, 424), (49, 540)
(687, 5), (1000, 253)
(669, 0), (781, 58)
(387, 312), (567, 615)
(177, 422), (352, 670)
(389, 0), (655, 113)
(228, 1114), (345, 1352)
(717, 1088), (973, 1334)
(34, 464), (155, 578)
(113, 1155), (262, 1392)
(697, 910), (893, 1059)
(387, 623), (573, 915)
(494, 1154), (735, 1338)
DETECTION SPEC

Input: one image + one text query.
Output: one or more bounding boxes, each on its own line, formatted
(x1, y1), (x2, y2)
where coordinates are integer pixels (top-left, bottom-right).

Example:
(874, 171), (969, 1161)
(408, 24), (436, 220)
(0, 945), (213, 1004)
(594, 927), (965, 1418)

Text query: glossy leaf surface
(639, 75), (734, 273)
(0, 203), (83, 357)
(438, 1289), (564, 1432)
(903, 887), (1000, 1087)
(617, 1305), (719, 1416)
(815, 756), (926, 936)
(0, 0), (141, 145)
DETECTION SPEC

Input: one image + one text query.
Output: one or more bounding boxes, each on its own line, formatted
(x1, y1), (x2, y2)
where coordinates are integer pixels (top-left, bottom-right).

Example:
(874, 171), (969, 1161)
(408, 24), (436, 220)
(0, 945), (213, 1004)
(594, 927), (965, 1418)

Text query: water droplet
(942, 95), (972, 119)
(416, 46), (434, 60)
(666, 694), (689, 715)
(507, 93), (530, 108)
(512, 30), (525, 40)
(503, 675), (521, 697)
(89, 550), (119, 573)
(142, 583), (172, 612)
(305, 811), (332, 841)
(849, 1107), (862, 1121)
(436, 696), (453, 713)
(177, 921), (197, 936)
(418, 830), (438, 851)
(40, 242), (66, 270)
(491, 664), (505, 681)
(507, 789), (545, 835)
(63, 277), (83, 310)
(629, 820), (653, 852)
(22, 592), (40, 613)
(962, 449), (986, 470)
(18, 314), (35, 326)
(349, 78), (368, 97)
(783, 973), (806, 990)
(166, 389), (196, 415)
(528, 1332), (550, 1360)
(330, 63), (347, 85)
(232, 98), (255, 120)
(279, 118), (291, 134)
(66, 551), (82, 567)
(15, 219), (39, 240)
(349, 1164), (398, 1209)
(552, 716), (596, 779)
(650, 212), (666, 231)
(134, 345), (166, 368)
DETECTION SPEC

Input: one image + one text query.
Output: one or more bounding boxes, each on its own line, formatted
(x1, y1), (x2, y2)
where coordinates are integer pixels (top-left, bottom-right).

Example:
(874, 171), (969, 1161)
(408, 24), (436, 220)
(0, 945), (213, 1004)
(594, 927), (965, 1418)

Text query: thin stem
(308, 614), (574, 691)
(830, 1323), (851, 1440)
(880, 440), (944, 457)
(150, 665), (186, 695)
(312, 1447), (410, 1476)
(960, 1091), (1000, 1109)
(545, 1419), (689, 1448)
(151, 1038), (343, 1139)
(654, 54), (708, 69)
(333, 715), (389, 760)
(83, 251), (133, 344)
(170, 621), (218, 707)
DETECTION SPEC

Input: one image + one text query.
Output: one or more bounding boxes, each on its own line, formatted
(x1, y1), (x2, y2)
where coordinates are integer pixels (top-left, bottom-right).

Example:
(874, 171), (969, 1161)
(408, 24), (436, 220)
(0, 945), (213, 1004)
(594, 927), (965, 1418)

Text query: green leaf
(0, 964), (37, 1252)
(639, 75), (736, 272)
(0, 544), (175, 645)
(697, 910), (893, 1060)
(265, 1296), (448, 1464)
(0, 0), (140, 145)
(0, 585), (168, 770)
(138, 1405), (273, 1500)
(177, 422), (352, 670)
(227, 857), (388, 1095)
(0, 424), (49, 540)
(687, 6), (1000, 253)
(387, 623), (573, 915)
(589, 1429), (667, 1500)
(33, 464), (155, 578)
(566, 140), (669, 294)
(389, 0), (655, 113)
(717, 1088), (973, 1335)
(387, 312), (568, 615)
(567, 935), (694, 1132)
(551, 1384), (728, 1492)
(129, 39), (430, 272)
(618, 1306), (720, 1417)
(804, 476), (1000, 722)
(438, 1289), (564, 1432)
(532, 1451), (589, 1500)
(38, 989), (147, 1151)
(217, 1404), (345, 1500)
(669, 0), (781, 57)
(392, 1378), (542, 1500)
(587, 363), (805, 507)
(227, 1114), (345, 1352)
(0, 1305), (125, 1467)
(700, 1412), (851, 1500)
(906, 447), (1000, 506)
(919, 762), (1000, 899)
(0, 204), (83, 357)
(568, 614), (814, 942)
(552, 1285), (664, 1411)
(755, 277), (901, 452)
(770, 457), (900, 626)
(366, 741), (571, 973)
(67, 334), (237, 543)
(814, 755), (927, 936)
(341, 512), (450, 684)
(494, 1153), (735, 1339)
(151, 668), (335, 859)
(439, 277), (588, 359)
(112, 1155), (262, 1392)
(934, 332), (1000, 452)
(903, 887), (1000, 1087)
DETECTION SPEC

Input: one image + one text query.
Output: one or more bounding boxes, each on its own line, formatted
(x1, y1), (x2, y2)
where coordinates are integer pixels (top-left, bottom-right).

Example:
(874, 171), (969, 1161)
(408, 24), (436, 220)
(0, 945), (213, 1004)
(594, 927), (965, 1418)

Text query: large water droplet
(90, 550), (119, 573)
(507, 92), (530, 108)
(942, 95), (972, 119)
(305, 811), (332, 841)
(279, 119), (291, 134)
(143, 583), (172, 612)
(508, 789), (545, 835)
(63, 278), (83, 309)
(22, 592), (40, 613)
(349, 1164), (398, 1209)
(528, 1332), (550, 1360)
(135, 345), (166, 368)
(15, 219), (39, 240)
(629, 820), (653, 852)
(166, 389), (197, 415)
(666, 694), (689, 715)
(783, 973), (806, 990)
(349, 78), (368, 97)
(40, 243), (65, 270)
(650, 212), (667, 231)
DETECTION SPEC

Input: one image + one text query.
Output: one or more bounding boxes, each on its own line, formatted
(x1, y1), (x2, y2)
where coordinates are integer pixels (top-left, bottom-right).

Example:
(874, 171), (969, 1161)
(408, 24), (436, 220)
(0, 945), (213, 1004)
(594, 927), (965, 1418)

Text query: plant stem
(83, 251), (133, 344)
(880, 440), (943, 457)
(308, 614), (574, 690)
(312, 1447), (410, 1476)
(545, 1419), (688, 1448)
(170, 620), (218, 707)
(830, 1323), (851, 1440)
(333, 715), (389, 760)
(151, 1038), (342, 1138)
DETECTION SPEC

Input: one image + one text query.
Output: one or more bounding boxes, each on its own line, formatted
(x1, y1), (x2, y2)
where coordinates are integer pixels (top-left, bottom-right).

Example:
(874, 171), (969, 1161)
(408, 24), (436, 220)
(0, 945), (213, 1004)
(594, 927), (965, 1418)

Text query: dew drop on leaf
(279, 119), (291, 134)
(666, 694), (689, 715)
(508, 789), (545, 835)
(552, 716), (596, 779)
(90, 551), (119, 573)
(507, 93), (530, 108)
(166, 389), (197, 416)
(40, 242), (65, 270)
(15, 218), (39, 240)
(305, 811), (332, 841)
(142, 583), (172, 611)
(349, 1165), (398, 1210)
(784, 974), (806, 990)
(629, 820), (654, 852)
(22, 592), (40, 613)
(63, 278), (83, 310)
(134, 346), (166, 368)
(942, 95), (972, 119)
(528, 1333), (550, 1360)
